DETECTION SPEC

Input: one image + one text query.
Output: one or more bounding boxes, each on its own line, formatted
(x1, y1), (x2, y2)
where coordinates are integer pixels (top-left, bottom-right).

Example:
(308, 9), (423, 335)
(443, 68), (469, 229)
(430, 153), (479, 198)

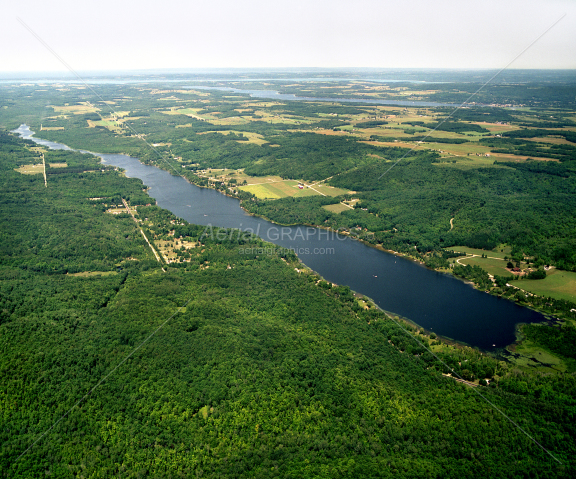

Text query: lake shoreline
(14, 124), (551, 352)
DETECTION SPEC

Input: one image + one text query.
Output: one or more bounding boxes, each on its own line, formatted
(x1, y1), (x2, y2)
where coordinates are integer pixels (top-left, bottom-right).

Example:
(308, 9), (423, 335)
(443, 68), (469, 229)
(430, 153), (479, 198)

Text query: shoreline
(17, 128), (560, 356)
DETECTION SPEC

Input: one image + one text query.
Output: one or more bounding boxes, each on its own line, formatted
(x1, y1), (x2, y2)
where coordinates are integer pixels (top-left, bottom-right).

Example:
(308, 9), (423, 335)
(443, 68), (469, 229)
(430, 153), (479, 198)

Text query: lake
(14, 125), (547, 351)
(189, 86), (461, 108)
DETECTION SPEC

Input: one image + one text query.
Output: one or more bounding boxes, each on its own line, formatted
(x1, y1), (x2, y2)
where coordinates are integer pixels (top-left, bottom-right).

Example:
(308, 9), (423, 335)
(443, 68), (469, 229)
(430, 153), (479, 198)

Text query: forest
(5, 80), (574, 274)
(1, 76), (576, 476)
(1, 130), (575, 477)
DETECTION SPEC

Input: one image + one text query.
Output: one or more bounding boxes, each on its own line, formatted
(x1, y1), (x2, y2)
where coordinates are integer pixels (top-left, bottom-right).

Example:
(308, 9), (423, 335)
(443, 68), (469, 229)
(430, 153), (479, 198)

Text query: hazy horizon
(2, 0), (575, 73)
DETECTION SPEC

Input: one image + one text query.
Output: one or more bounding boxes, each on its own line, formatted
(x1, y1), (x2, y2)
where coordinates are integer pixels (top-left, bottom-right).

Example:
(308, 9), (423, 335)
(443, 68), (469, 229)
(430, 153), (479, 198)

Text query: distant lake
(0, 76), (437, 85)
(189, 86), (461, 108)
(14, 124), (547, 351)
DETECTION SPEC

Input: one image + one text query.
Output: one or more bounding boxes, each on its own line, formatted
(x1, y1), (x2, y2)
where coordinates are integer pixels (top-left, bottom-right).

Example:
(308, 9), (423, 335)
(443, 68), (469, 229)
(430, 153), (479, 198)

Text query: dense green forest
(1, 130), (576, 477)
(2, 77), (576, 474)
(243, 154), (576, 271)
(4, 80), (574, 274)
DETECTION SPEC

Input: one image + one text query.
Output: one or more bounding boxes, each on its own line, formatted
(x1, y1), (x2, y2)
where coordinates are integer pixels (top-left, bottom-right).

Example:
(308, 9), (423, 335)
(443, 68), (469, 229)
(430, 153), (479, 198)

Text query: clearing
(455, 256), (511, 277)
(239, 181), (318, 199)
(450, 246), (508, 260)
(510, 269), (576, 303)
(511, 338), (568, 373)
(198, 130), (268, 145)
(322, 203), (354, 214)
(239, 179), (349, 200)
(15, 164), (43, 175)
(67, 271), (117, 277)
(50, 102), (99, 115)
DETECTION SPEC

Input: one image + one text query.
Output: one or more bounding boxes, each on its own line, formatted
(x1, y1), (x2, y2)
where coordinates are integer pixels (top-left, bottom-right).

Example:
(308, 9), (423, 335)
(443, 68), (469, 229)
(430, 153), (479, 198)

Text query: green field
(239, 181), (317, 199)
(322, 203), (353, 214)
(15, 163), (43, 175)
(456, 256), (511, 277)
(310, 184), (349, 196)
(450, 246), (509, 259)
(203, 130), (269, 145)
(450, 246), (513, 276)
(239, 180), (348, 199)
(67, 271), (118, 277)
(510, 269), (576, 302)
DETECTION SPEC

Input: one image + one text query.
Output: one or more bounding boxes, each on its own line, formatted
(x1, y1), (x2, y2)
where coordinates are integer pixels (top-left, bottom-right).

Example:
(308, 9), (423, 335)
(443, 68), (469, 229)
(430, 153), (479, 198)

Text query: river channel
(15, 125), (547, 351)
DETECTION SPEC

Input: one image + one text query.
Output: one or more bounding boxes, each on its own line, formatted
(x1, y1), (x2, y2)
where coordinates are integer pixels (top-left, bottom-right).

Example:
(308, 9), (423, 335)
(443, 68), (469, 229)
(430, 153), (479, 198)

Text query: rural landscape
(0, 68), (575, 477)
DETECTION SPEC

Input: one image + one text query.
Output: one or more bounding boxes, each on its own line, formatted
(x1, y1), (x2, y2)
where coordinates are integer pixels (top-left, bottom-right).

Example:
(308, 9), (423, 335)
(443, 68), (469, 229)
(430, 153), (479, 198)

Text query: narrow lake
(189, 86), (461, 108)
(15, 125), (547, 351)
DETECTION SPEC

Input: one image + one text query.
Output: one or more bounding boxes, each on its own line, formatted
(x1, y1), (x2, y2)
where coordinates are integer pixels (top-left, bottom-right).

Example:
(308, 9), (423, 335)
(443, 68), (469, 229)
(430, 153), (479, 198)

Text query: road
(122, 198), (166, 272)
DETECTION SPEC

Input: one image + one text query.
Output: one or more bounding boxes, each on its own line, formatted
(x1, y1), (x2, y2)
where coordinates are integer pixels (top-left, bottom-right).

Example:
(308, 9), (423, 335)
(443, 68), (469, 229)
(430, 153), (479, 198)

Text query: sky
(2, 0), (575, 73)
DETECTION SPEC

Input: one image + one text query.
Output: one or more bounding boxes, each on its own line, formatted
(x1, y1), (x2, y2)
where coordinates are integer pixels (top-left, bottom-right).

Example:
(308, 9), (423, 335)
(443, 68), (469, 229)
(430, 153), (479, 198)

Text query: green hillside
(1, 131), (574, 477)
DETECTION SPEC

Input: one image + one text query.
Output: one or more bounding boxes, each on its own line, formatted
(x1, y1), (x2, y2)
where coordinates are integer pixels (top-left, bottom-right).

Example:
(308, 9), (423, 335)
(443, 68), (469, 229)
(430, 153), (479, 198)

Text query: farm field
(510, 269), (576, 303)
(455, 256), (511, 277)
(239, 180), (317, 199)
(450, 246), (509, 259)
(14, 163), (43, 175)
(322, 203), (353, 213)
(239, 178), (349, 199)
(50, 103), (98, 114)
(200, 130), (269, 145)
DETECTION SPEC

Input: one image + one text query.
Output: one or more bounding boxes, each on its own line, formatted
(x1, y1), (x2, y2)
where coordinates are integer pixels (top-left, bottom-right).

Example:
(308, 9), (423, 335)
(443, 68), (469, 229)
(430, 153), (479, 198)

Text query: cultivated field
(50, 103), (99, 114)
(450, 246), (508, 259)
(199, 130), (269, 145)
(510, 269), (576, 303)
(15, 164), (43, 175)
(239, 178), (349, 200)
(455, 256), (511, 277)
(322, 203), (354, 214)
(240, 181), (317, 199)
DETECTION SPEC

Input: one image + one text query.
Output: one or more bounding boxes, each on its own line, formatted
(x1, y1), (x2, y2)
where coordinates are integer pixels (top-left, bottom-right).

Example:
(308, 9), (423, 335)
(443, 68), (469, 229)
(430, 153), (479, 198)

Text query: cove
(14, 125), (547, 351)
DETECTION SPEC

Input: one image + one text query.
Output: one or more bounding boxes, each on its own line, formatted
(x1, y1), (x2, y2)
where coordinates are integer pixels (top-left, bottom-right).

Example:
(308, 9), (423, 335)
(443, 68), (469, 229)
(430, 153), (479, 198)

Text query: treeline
(481, 136), (576, 162)
(355, 119), (388, 128)
(2, 129), (576, 476)
(523, 323), (576, 361)
(403, 120), (490, 133)
(370, 134), (469, 144)
(452, 264), (492, 290)
(0, 133), (154, 276)
(448, 259), (576, 319)
(502, 128), (576, 143)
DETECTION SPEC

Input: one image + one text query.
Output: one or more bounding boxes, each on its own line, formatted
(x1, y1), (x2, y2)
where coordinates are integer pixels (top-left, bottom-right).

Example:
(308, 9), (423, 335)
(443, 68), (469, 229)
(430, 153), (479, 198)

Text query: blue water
(14, 125), (547, 350)
(190, 86), (461, 108)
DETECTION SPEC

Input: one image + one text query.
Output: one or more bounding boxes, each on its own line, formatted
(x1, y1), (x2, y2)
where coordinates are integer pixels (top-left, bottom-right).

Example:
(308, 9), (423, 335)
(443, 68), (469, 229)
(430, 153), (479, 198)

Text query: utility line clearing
(122, 198), (165, 272)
